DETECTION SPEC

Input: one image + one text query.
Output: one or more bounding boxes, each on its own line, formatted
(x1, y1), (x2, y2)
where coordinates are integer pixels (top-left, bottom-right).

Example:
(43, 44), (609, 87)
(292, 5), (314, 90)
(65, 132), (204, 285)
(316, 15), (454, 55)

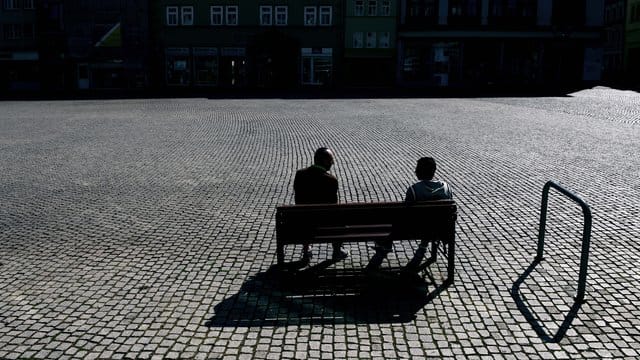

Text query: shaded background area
(1, 88), (639, 357)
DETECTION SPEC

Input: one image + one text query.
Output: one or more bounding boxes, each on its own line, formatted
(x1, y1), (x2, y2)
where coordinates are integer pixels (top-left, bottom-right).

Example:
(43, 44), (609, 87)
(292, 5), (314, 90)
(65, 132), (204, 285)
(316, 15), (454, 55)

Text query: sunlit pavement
(1, 87), (639, 358)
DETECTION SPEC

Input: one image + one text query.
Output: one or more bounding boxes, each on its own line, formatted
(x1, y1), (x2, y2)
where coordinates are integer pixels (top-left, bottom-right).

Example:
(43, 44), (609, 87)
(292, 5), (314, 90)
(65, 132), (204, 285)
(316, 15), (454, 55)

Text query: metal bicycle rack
(536, 180), (592, 304)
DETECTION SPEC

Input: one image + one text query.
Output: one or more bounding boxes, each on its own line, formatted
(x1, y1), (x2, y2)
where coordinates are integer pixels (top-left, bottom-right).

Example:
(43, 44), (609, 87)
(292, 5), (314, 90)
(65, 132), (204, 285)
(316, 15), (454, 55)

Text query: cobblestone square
(1, 88), (639, 358)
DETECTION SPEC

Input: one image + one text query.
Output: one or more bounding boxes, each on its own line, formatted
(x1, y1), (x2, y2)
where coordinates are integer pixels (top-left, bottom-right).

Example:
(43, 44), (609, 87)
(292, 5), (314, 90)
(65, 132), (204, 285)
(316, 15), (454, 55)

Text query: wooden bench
(275, 200), (457, 283)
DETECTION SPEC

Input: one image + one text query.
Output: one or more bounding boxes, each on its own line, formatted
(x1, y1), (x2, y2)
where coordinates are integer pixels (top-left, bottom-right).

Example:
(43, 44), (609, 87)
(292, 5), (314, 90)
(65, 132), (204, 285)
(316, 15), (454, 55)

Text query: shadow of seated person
(204, 265), (449, 328)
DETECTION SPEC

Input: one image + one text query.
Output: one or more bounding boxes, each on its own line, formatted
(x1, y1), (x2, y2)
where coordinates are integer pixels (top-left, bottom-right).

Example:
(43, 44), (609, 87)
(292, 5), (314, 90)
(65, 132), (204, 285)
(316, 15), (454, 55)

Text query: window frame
(379, 31), (390, 48)
(275, 6), (288, 26)
(181, 6), (194, 26)
(319, 6), (332, 25)
(3, 23), (23, 39)
(355, 0), (365, 16)
(3, 0), (18, 10)
(23, 0), (34, 9)
(304, 6), (317, 26)
(166, 6), (179, 26)
(366, 31), (376, 48)
(210, 6), (223, 26)
(260, 6), (273, 26)
(381, 0), (391, 16)
(353, 31), (364, 48)
(226, 6), (238, 25)
(368, 0), (377, 16)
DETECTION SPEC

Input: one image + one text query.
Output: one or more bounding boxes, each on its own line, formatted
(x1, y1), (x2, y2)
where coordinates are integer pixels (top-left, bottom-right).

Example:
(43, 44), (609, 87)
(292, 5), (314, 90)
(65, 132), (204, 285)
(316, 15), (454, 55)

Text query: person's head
(314, 147), (335, 171)
(415, 157), (436, 180)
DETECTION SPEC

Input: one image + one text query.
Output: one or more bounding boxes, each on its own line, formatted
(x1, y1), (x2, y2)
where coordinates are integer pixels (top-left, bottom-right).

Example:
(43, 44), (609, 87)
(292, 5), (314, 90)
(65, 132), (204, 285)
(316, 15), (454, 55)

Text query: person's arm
(293, 172), (301, 204)
(444, 182), (453, 199)
(405, 185), (415, 202)
(331, 177), (338, 203)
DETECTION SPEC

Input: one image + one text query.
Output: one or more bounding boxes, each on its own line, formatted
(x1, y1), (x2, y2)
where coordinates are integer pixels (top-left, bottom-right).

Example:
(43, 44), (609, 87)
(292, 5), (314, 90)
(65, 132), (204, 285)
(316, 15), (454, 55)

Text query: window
(366, 32), (376, 48)
(353, 32), (363, 48)
(226, 6), (238, 25)
(355, 0), (365, 16)
(368, 0), (377, 16)
(379, 32), (390, 48)
(166, 48), (191, 86)
(181, 6), (194, 25)
(3, 24), (22, 39)
(3, 0), (18, 10)
(408, 0), (437, 18)
(23, 0), (34, 9)
(304, 7), (317, 25)
(166, 6), (178, 26)
(382, 0), (391, 16)
(260, 6), (272, 25)
(275, 6), (288, 26)
(211, 6), (223, 25)
(319, 6), (332, 25)
(301, 48), (333, 85)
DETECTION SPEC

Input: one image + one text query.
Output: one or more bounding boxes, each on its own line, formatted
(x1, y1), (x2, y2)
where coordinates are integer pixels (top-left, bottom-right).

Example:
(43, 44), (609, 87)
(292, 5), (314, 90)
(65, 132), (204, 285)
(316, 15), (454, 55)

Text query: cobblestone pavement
(1, 87), (639, 359)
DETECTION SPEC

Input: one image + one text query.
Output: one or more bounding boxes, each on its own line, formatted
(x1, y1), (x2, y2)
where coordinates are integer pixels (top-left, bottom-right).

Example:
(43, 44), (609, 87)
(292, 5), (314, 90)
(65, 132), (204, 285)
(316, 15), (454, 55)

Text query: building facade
(0, 0), (39, 91)
(151, 0), (344, 89)
(344, 0), (398, 86)
(397, 0), (604, 88)
(34, 0), (150, 92)
(603, 0), (626, 83)
(626, 0), (640, 84)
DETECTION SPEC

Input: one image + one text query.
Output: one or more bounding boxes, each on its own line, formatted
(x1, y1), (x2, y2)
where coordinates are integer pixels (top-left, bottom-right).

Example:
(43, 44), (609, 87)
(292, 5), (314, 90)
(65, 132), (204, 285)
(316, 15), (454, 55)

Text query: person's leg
(332, 242), (349, 260)
(302, 244), (312, 263)
(404, 239), (430, 270)
(366, 239), (392, 270)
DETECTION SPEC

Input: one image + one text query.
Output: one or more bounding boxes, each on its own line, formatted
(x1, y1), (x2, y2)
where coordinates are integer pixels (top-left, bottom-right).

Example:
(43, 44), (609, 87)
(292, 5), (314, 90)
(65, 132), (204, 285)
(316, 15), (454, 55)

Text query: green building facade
(152, 0), (344, 89)
(343, 0), (397, 86)
(626, 0), (640, 83)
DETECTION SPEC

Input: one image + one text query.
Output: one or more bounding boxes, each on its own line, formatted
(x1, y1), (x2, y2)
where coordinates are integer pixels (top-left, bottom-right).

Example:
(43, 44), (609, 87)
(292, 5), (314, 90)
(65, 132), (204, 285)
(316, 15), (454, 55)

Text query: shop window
(319, 6), (332, 25)
(166, 49), (191, 86)
(301, 50), (333, 85)
(379, 32), (390, 48)
(368, 0), (377, 16)
(366, 32), (376, 48)
(166, 6), (178, 26)
(226, 6), (238, 25)
(304, 7), (317, 25)
(211, 6), (223, 25)
(181, 6), (194, 26)
(355, 0), (364, 16)
(275, 6), (288, 26)
(260, 6), (272, 26)
(194, 48), (219, 86)
(353, 32), (363, 48)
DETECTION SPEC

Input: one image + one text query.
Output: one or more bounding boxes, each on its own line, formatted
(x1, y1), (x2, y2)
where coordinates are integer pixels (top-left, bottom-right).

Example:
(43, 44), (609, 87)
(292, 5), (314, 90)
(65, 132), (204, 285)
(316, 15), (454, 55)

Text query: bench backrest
(276, 200), (457, 244)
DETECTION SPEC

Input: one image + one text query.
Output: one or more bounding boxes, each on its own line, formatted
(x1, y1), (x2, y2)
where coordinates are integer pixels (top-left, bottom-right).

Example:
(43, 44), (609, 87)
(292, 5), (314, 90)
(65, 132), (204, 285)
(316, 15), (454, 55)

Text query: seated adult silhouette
(367, 156), (453, 271)
(293, 147), (349, 263)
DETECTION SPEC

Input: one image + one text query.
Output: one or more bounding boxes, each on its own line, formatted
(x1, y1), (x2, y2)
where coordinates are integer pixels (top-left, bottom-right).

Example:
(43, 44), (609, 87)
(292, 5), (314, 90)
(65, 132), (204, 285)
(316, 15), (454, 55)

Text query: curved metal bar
(536, 180), (592, 303)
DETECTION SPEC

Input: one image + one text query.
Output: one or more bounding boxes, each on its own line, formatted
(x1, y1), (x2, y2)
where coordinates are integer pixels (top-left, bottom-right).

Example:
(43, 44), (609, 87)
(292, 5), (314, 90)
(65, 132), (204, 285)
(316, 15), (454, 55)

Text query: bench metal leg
(428, 239), (438, 263)
(276, 243), (285, 265)
(446, 237), (455, 285)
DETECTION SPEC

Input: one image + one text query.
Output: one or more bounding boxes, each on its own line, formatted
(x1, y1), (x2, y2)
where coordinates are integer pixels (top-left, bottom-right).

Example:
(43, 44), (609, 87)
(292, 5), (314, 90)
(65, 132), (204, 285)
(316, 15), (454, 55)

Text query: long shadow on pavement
(511, 259), (583, 343)
(205, 261), (451, 327)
